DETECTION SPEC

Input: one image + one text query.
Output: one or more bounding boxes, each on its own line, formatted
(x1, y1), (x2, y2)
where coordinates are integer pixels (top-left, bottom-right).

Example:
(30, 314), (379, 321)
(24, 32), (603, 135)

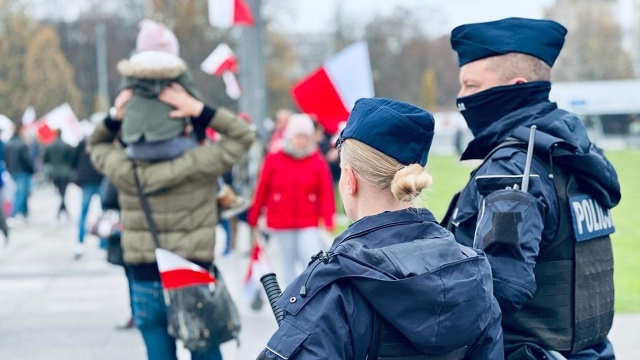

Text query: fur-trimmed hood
(118, 51), (187, 79)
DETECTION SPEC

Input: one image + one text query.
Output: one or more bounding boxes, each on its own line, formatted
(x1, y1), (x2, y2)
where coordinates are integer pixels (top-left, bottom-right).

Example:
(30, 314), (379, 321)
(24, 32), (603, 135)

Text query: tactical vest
(445, 142), (614, 354)
(367, 311), (467, 360)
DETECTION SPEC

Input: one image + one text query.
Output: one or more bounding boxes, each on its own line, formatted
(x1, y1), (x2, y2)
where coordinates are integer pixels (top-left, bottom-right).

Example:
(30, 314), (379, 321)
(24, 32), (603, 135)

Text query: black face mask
(456, 81), (552, 137)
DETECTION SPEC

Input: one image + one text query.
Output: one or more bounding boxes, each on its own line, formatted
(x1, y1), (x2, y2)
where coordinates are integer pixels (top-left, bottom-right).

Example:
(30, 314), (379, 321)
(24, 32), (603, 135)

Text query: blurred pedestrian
(247, 113), (335, 286)
(43, 129), (75, 222)
(73, 136), (104, 259)
(0, 132), (9, 243)
(99, 176), (135, 330)
(4, 123), (34, 225)
(258, 98), (503, 359)
(266, 108), (291, 154)
(89, 19), (255, 360)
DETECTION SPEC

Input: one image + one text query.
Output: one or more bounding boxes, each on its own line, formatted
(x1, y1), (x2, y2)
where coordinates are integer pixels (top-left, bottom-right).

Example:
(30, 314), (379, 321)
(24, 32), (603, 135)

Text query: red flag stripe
(291, 67), (350, 135)
(233, 0), (254, 26)
(160, 269), (216, 290)
(36, 121), (58, 145)
(213, 57), (239, 76)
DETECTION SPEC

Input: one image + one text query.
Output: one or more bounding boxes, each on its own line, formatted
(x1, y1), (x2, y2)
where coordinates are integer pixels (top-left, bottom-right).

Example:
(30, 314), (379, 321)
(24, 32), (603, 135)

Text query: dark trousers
(53, 179), (69, 216)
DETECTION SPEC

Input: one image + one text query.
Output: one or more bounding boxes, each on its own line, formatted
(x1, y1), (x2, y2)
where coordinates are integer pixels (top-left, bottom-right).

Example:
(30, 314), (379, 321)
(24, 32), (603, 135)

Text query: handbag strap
(132, 163), (162, 249)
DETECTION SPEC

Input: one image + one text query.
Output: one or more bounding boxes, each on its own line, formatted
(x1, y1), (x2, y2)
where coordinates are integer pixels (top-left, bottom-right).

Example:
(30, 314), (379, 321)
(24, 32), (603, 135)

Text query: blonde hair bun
(391, 164), (433, 202)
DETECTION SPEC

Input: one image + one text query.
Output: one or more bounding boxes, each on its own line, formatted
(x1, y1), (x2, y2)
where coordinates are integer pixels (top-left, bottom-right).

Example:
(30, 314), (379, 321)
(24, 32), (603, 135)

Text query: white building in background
(550, 80), (640, 148)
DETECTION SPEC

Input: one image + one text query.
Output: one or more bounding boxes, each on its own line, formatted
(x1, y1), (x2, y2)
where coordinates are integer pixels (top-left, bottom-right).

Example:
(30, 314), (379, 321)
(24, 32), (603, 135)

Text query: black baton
(260, 273), (285, 326)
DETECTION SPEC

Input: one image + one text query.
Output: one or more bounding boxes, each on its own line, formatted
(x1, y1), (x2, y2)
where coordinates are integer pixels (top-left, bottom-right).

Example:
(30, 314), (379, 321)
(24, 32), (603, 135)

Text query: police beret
(338, 98), (434, 166)
(450, 17), (567, 67)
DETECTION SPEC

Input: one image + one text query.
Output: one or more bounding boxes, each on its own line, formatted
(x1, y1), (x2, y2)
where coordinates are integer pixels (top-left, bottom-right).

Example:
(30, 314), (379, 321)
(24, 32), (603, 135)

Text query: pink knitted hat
(136, 19), (179, 56)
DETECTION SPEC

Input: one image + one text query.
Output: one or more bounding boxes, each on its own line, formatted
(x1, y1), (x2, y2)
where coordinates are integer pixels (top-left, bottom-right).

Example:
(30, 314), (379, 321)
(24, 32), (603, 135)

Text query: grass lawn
(335, 150), (640, 312)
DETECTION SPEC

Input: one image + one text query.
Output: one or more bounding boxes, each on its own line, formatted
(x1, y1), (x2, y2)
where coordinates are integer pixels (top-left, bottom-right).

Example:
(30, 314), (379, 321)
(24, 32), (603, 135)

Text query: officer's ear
(345, 164), (358, 196)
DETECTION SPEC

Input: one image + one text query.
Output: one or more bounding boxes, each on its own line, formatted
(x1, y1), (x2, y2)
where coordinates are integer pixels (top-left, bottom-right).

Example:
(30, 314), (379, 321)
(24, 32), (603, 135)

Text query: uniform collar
(331, 208), (436, 249)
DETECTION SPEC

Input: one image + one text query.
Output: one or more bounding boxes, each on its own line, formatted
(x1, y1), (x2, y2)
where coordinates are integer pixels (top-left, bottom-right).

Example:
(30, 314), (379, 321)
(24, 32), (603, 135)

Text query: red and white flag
(291, 41), (374, 135)
(36, 103), (83, 146)
(156, 248), (216, 290)
(243, 236), (271, 304)
(201, 43), (242, 100)
(208, 0), (254, 28)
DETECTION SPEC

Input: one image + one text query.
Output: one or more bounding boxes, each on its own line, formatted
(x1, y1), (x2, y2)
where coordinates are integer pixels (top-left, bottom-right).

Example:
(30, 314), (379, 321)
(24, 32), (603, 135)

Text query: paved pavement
(0, 186), (637, 359)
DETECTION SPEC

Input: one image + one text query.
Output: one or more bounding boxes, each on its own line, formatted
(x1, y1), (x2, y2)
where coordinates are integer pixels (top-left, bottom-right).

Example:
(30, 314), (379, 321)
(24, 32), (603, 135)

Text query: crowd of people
(0, 16), (623, 360)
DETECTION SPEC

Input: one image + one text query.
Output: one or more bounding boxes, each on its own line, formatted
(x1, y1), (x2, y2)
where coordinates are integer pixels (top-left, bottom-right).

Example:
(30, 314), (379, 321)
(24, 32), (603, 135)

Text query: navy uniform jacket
(258, 208), (503, 359)
(450, 102), (620, 359)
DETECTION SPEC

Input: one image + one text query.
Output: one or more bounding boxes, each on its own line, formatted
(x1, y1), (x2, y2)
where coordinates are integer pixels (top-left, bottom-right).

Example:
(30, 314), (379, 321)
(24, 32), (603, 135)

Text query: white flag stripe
(155, 248), (208, 272)
(222, 71), (242, 100)
(324, 41), (375, 110)
(41, 103), (83, 146)
(201, 43), (235, 75)
(208, 0), (234, 28)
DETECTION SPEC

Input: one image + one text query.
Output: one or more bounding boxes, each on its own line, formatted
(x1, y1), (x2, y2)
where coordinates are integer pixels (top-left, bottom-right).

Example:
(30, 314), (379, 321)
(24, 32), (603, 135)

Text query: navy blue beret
(451, 17), (567, 67)
(338, 98), (434, 166)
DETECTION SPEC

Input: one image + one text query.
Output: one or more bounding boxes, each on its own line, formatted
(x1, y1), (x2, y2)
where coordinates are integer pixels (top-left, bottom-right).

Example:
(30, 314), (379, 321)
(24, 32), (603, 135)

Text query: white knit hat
(136, 19), (179, 56)
(284, 113), (315, 139)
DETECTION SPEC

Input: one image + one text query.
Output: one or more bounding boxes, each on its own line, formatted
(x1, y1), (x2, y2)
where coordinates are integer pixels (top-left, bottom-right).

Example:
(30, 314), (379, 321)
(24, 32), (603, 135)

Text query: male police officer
(445, 18), (620, 359)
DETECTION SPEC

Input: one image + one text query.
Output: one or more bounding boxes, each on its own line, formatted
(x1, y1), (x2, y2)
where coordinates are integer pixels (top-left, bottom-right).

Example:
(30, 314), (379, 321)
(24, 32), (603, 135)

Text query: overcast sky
(270, 0), (558, 36)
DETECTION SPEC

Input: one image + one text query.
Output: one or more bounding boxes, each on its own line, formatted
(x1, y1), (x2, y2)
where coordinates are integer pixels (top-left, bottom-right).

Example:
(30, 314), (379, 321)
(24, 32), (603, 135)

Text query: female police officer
(257, 98), (503, 360)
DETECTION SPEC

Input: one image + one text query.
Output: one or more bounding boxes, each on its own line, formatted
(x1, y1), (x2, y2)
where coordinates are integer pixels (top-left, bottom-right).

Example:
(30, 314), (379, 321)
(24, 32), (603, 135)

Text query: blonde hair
(340, 139), (432, 202)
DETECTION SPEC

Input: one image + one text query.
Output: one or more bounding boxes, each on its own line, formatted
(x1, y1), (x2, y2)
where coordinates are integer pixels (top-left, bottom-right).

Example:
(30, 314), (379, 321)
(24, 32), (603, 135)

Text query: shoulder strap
(132, 163), (161, 249)
(441, 139), (526, 227)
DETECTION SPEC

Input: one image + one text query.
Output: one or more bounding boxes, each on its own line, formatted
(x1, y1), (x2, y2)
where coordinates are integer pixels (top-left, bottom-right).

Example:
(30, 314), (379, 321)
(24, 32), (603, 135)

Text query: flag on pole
(243, 235), (271, 308)
(156, 248), (216, 290)
(291, 41), (374, 135)
(208, 0), (254, 28)
(35, 103), (83, 146)
(201, 43), (242, 100)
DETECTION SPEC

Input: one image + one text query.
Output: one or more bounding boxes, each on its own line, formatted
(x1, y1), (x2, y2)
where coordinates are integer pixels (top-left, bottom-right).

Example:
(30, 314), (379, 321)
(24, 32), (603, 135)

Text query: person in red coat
(248, 113), (335, 286)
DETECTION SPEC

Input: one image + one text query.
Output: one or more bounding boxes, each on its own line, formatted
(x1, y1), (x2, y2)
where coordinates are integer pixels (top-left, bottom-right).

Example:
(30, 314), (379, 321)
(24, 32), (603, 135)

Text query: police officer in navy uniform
(257, 98), (503, 359)
(445, 18), (621, 359)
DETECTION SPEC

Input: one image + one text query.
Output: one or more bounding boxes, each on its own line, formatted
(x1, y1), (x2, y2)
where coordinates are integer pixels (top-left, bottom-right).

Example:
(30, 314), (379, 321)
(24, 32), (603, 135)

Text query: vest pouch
(503, 259), (573, 351)
(573, 235), (614, 352)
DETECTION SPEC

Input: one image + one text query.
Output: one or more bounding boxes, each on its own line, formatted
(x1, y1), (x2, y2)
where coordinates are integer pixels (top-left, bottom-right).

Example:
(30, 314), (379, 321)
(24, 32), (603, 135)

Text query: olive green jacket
(88, 108), (255, 264)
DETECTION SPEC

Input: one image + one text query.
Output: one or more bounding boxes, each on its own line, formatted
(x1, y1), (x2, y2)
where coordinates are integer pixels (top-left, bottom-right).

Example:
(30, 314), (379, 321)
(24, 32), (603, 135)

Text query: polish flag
(36, 103), (83, 146)
(156, 248), (216, 290)
(201, 43), (239, 76)
(243, 235), (271, 307)
(291, 41), (374, 135)
(208, 0), (254, 28)
(201, 43), (242, 100)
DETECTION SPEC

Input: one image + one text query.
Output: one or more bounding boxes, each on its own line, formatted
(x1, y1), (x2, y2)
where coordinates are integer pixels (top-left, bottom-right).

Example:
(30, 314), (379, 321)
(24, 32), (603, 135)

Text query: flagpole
(238, 0), (268, 144)
(238, 0), (268, 195)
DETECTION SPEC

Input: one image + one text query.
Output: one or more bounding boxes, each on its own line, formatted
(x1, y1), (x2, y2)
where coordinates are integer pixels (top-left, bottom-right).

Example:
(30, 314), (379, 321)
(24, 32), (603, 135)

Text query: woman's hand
(158, 83), (205, 118)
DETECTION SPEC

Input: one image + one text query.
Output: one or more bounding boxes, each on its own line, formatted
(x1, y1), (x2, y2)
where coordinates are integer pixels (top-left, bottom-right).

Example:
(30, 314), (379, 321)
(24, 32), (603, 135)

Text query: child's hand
(159, 83), (205, 118)
(111, 89), (133, 121)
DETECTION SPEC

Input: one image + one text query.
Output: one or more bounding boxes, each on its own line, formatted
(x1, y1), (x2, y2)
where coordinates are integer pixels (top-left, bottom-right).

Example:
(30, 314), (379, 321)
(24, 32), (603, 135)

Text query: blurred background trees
(0, 0), (635, 124)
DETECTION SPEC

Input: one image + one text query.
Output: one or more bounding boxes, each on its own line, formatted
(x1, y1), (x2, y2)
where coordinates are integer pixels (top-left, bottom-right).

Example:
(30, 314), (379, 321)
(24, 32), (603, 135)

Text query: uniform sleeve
(454, 149), (555, 315)
(464, 301), (504, 360)
(257, 285), (354, 359)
